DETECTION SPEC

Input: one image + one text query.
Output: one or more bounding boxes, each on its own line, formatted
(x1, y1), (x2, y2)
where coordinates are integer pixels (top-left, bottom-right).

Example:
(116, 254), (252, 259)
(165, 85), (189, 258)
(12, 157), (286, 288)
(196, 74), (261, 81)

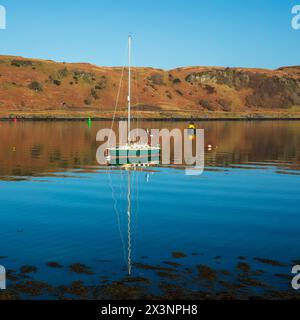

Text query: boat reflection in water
(106, 153), (160, 166)
(106, 157), (159, 276)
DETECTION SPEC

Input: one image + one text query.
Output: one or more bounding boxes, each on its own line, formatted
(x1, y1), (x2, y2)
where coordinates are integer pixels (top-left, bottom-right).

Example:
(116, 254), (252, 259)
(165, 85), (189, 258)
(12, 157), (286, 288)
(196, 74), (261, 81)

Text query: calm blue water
(0, 120), (300, 297)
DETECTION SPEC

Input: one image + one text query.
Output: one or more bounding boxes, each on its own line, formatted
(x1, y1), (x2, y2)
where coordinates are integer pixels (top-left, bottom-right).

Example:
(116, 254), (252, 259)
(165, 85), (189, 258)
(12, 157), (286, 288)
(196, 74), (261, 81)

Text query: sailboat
(106, 36), (160, 165)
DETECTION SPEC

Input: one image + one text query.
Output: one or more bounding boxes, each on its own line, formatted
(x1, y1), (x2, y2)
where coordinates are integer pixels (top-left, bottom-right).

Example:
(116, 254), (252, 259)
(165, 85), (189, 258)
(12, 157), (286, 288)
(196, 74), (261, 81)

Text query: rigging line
(120, 167), (127, 230)
(132, 51), (141, 133)
(130, 168), (137, 254)
(131, 55), (142, 252)
(128, 168), (138, 254)
(134, 167), (140, 248)
(127, 170), (132, 275)
(108, 169), (127, 266)
(119, 166), (124, 208)
(108, 43), (127, 147)
(132, 60), (141, 250)
(108, 65), (125, 146)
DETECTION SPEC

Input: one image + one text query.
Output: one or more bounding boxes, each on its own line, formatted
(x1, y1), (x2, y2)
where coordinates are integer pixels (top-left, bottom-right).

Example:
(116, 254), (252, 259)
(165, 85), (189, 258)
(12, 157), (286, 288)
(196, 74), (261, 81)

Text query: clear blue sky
(0, 0), (299, 69)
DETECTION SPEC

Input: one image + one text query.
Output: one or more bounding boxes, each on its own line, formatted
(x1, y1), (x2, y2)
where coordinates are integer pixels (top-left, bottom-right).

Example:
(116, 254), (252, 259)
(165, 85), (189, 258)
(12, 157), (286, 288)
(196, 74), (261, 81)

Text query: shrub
(147, 73), (164, 85)
(11, 60), (33, 67)
(165, 91), (172, 99)
(91, 88), (99, 99)
(218, 99), (232, 112)
(204, 84), (216, 94)
(72, 70), (95, 83)
(95, 80), (107, 90)
(28, 81), (43, 92)
(173, 78), (181, 84)
(84, 97), (92, 105)
(53, 79), (61, 86)
(57, 68), (68, 78)
(199, 99), (215, 111)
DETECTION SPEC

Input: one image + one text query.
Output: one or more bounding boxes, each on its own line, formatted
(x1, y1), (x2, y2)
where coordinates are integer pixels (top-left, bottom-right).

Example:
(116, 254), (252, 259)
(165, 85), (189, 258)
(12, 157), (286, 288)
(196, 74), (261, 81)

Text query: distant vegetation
(52, 79), (61, 86)
(11, 60), (33, 68)
(28, 81), (43, 92)
(199, 99), (214, 111)
(72, 70), (96, 83)
(95, 76), (107, 90)
(57, 68), (69, 78)
(84, 97), (92, 105)
(173, 78), (181, 84)
(218, 99), (232, 112)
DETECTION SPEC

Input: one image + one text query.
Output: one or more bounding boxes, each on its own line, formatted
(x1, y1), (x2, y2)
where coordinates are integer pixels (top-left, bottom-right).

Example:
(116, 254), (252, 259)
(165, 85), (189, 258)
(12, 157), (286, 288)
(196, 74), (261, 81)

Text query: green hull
(108, 148), (160, 165)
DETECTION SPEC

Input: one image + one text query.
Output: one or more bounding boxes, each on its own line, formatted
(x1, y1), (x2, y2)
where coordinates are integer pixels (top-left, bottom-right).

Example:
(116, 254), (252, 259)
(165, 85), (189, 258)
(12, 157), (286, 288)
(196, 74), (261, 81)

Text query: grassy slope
(1, 55), (300, 119)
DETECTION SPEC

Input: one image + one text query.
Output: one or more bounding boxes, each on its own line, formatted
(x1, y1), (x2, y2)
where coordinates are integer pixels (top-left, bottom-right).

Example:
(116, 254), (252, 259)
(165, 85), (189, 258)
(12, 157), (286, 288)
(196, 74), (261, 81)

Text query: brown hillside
(1, 55), (300, 119)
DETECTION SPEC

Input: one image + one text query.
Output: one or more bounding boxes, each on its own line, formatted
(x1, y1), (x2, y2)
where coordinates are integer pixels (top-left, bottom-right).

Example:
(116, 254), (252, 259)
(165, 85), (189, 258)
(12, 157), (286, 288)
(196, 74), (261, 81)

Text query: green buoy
(87, 117), (92, 128)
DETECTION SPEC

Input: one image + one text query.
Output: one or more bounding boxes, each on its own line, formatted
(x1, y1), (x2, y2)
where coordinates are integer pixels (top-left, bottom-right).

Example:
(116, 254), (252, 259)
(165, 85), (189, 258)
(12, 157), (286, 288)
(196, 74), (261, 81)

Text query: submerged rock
(197, 265), (216, 281)
(237, 262), (251, 273)
(163, 261), (182, 268)
(69, 263), (94, 275)
(47, 262), (63, 268)
(254, 258), (287, 267)
(172, 252), (187, 259)
(20, 265), (38, 274)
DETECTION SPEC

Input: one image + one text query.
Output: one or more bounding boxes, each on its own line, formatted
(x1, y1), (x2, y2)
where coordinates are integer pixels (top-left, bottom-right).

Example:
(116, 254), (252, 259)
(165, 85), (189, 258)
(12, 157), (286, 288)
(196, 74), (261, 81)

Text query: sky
(0, 0), (299, 69)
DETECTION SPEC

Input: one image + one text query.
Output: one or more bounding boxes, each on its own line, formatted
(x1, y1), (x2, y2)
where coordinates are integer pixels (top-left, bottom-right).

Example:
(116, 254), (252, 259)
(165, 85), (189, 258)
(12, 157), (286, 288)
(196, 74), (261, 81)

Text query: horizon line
(0, 54), (299, 72)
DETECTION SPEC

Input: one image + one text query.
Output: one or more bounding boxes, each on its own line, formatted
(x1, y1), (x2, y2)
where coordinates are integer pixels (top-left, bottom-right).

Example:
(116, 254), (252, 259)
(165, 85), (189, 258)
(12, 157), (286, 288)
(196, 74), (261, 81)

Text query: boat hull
(106, 147), (160, 165)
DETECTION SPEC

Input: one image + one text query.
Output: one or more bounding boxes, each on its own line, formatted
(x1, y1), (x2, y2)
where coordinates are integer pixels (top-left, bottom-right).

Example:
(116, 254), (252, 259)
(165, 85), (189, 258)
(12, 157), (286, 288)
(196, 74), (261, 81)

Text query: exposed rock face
(185, 69), (300, 108)
(0, 55), (300, 117)
(147, 73), (165, 86)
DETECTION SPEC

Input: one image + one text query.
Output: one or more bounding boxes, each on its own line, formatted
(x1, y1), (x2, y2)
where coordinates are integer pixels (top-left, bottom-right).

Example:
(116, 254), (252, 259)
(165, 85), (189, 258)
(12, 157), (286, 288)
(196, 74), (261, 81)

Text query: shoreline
(1, 109), (300, 122)
(1, 116), (300, 122)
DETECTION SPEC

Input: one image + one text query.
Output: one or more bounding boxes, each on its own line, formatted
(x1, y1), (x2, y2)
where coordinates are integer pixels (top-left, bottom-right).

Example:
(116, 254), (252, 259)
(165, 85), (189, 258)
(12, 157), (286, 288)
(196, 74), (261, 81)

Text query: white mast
(128, 35), (132, 144)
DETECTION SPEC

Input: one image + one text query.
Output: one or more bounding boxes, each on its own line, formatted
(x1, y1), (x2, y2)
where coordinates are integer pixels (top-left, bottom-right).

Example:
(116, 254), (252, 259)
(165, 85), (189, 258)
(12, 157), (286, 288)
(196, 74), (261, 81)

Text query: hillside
(1, 55), (300, 119)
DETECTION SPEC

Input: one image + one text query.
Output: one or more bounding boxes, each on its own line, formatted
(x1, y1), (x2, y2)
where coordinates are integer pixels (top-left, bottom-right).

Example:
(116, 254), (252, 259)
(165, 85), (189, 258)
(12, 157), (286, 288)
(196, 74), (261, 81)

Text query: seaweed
(172, 252), (187, 259)
(20, 265), (38, 274)
(254, 258), (287, 267)
(69, 263), (94, 275)
(47, 262), (63, 268)
(197, 265), (216, 281)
